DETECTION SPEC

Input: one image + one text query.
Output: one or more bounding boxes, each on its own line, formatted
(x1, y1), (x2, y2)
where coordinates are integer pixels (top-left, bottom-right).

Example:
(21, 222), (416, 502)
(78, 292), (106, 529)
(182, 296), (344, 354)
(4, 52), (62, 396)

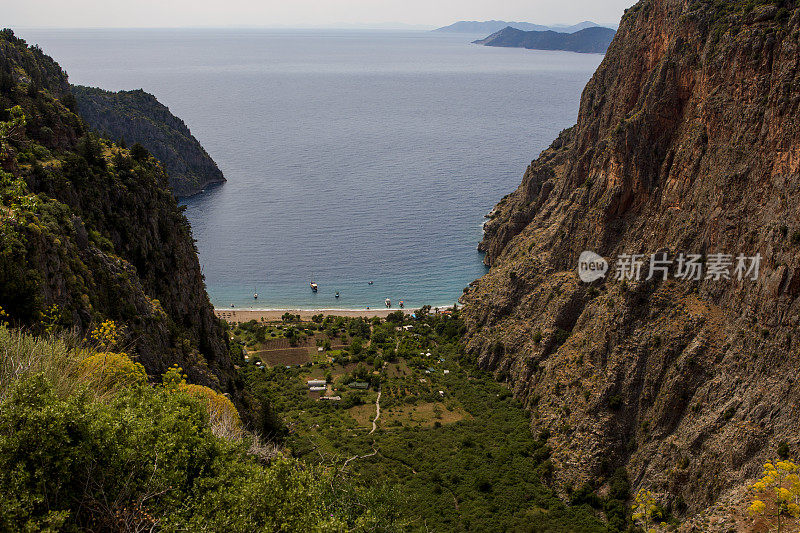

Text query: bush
(179, 383), (243, 439)
(0, 370), (393, 531)
(79, 351), (147, 392)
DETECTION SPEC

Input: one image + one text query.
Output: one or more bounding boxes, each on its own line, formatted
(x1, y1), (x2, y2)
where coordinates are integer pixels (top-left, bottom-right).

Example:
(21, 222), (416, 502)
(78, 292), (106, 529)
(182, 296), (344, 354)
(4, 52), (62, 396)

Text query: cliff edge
(462, 0), (800, 528)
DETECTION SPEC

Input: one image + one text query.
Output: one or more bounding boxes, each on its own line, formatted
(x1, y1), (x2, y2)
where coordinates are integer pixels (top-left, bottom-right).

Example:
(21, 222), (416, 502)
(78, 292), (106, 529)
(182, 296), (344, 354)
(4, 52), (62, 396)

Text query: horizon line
(9, 20), (620, 32)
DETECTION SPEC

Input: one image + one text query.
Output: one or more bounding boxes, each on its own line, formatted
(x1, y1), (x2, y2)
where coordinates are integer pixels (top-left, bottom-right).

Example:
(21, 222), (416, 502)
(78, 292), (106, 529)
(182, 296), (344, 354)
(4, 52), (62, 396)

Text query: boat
(385, 298), (391, 308)
(399, 300), (404, 309)
(253, 288), (258, 299)
(310, 281), (318, 292)
(368, 281), (374, 285)
(335, 291), (340, 298)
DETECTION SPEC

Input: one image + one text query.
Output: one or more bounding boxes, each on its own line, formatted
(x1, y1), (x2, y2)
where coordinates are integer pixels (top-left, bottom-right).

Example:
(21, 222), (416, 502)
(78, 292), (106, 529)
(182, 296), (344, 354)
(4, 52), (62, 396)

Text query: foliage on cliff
(0, 29), (232, 390)
(463, 0), (800, 528)
(71, 85), (225, 197)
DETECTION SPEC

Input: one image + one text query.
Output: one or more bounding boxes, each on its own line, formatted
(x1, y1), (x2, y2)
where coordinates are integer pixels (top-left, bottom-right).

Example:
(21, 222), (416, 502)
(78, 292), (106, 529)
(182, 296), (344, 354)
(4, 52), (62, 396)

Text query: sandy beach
(214, 307), (456, 323)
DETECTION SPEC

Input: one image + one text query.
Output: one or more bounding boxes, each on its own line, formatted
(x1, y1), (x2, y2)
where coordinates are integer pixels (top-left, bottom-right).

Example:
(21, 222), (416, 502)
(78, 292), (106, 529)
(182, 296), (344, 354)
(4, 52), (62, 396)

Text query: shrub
(608, 394), (623, 410)
(553, 328), (571, 347)
(0, 365), (397, 531)
(179, 383), (242, 439)
(79, 351), (147, 393)
(778, 441), (790, 460)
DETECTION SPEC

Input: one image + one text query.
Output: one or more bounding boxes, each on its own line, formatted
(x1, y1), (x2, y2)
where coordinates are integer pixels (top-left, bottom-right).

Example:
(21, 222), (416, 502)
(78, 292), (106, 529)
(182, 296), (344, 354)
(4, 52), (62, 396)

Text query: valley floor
(232, 313), (621, 532)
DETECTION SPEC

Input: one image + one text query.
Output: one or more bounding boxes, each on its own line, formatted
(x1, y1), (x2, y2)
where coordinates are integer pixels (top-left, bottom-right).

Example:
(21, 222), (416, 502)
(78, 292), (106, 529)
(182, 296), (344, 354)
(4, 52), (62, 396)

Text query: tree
(386, 310), (405, 324)
(632, 489), (664, 533)
(749, 461), (800, 533)
(130, 142), (149, 161)
(0, 105), (25, 156)
(350, 337), (363, 357)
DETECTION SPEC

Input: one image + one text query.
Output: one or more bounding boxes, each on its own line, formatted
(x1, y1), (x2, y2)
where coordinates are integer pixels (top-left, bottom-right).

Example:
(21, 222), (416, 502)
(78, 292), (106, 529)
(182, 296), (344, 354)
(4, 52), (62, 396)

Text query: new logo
(578, 251), (608, 283)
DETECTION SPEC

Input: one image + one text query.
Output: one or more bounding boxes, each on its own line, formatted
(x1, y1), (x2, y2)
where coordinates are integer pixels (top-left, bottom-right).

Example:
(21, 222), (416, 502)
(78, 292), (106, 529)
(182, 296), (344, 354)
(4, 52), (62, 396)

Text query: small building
(348, 381), (370, 390)
(307, 379), (327, 388)
(309, 386), (327, 392)
(443, 370), (450, 375)
(319, 396), (341, 401)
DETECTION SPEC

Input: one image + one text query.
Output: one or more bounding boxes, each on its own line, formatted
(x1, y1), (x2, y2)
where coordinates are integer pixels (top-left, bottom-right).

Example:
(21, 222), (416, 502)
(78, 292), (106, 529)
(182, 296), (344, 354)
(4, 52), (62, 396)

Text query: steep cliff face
(0, 30), (233, 390)
(71, 86), (226, 198)
(462, 0), (800, 527)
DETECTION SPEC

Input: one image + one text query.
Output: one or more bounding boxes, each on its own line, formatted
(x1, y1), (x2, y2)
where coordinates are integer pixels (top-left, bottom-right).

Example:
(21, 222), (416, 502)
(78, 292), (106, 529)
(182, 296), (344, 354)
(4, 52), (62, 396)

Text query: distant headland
(472, 25), (616, 54)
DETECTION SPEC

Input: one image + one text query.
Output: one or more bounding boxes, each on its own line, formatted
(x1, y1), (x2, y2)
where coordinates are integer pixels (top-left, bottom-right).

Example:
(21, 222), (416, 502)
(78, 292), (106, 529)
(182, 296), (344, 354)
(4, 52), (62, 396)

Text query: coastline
(214, 305), (458, 322)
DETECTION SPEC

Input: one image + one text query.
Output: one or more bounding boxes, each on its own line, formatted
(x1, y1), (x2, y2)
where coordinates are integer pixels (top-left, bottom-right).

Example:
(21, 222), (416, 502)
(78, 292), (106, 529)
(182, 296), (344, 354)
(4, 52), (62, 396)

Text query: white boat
(385, 298), (391, 308)
(310, 282), (318, 292)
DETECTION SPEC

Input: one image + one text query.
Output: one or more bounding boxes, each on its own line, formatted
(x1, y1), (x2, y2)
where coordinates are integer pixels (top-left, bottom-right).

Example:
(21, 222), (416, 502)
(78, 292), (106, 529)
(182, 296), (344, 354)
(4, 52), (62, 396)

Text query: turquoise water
(23, 29), (602, 310)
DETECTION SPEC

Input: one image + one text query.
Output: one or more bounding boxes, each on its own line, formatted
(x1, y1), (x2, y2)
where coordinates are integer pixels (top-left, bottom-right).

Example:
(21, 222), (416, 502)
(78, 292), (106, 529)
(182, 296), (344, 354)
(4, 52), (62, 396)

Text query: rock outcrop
(462, 0), (800, 528)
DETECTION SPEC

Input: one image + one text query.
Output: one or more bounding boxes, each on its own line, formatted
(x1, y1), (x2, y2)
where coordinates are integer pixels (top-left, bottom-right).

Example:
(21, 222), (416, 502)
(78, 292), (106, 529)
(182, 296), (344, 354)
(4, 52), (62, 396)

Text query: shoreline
(214, 305), (458, 322)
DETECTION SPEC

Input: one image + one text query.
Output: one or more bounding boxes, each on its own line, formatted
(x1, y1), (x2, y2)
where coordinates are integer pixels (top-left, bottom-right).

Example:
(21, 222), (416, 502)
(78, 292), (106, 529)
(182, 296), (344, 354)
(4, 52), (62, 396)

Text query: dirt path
(342, 387), (382, 470)
(341, 445), (378, 470)
(369, 388), (381, 435)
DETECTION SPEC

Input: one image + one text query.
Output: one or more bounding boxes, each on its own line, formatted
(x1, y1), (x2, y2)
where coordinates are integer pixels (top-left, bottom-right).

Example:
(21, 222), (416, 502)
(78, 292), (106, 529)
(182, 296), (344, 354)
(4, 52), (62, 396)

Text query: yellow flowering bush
(749, 460), (800, 533)
(91, 319), (120, 350)
(162, 364), (188, 388)
(40, 304), (61, 334)
(632, 489), (665, 533)
(80, 351), (147, 392)
(179, 383), (242, 439)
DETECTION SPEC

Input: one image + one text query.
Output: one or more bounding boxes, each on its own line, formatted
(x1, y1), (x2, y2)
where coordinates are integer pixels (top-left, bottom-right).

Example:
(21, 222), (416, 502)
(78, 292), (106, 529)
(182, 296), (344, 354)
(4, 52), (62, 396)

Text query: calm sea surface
(22, 28), (602, 310)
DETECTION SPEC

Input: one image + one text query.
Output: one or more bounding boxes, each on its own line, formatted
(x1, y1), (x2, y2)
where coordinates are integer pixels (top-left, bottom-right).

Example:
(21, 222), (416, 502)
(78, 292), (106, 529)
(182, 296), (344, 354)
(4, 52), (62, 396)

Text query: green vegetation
(235, 310), (623, 532)
(71, 85), (226, 197)
(0, 28), (231, 389)
(0, 325), (403, 531)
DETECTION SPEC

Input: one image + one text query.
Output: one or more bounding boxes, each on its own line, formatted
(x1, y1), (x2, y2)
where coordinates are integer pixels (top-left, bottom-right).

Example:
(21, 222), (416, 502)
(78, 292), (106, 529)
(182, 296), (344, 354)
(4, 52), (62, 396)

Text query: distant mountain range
(434, 20), (614, 34)
(473, 26), (616, 54)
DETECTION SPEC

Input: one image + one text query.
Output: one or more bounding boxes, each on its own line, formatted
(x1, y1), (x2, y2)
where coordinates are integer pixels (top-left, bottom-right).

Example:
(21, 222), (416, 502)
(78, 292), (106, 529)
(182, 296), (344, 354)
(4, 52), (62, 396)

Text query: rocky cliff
(71, 85), (225, 197)
(0, 29), (234, 391)
(462, 0), (800, 528)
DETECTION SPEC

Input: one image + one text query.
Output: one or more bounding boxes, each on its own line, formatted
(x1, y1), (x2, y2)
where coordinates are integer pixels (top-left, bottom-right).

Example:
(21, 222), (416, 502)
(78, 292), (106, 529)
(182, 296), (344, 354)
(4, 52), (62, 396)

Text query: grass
(0, 326), (133, 402)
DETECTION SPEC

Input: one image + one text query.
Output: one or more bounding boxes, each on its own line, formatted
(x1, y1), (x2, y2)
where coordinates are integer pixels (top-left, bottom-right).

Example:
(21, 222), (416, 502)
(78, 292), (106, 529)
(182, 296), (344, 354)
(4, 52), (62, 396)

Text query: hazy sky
(9, 0), (635, 29)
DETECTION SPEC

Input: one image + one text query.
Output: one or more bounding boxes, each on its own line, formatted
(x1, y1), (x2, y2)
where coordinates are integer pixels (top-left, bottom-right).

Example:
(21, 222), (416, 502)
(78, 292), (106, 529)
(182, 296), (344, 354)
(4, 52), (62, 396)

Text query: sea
(21, 28), (602, 310)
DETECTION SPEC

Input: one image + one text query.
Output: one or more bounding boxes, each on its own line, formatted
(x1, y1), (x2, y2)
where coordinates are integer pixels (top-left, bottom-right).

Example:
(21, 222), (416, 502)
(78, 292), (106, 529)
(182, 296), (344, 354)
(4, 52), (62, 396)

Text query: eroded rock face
(462, 0), (800, 526)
